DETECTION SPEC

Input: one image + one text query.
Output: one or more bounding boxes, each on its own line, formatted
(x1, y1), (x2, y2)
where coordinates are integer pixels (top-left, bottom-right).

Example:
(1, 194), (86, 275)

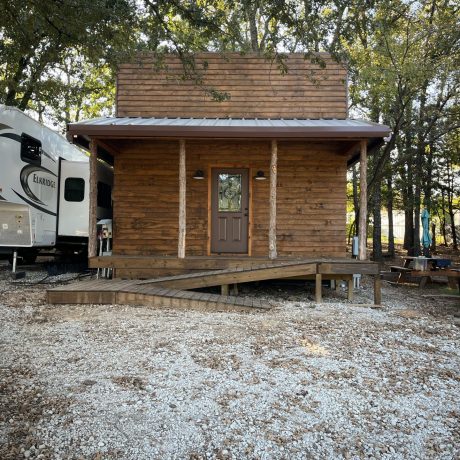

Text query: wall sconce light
(254, 170), (267, 181)
(193, 170), (205, 180)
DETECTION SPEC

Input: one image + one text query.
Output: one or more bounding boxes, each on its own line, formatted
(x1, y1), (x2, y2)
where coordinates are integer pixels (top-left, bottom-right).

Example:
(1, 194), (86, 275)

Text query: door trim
(207, 164), (253, 256)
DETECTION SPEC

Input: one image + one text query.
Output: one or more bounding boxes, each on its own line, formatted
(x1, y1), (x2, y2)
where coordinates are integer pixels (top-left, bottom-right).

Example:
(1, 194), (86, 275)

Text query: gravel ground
(0, 264), (459, 460)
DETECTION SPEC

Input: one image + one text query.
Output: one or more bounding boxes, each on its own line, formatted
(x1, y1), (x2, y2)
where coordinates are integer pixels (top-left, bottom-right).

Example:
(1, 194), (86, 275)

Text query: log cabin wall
(112, 139), (347, 258)
(277, 142), (347, 258)
(116, 53), (347, 119)
(112, 140), (179, 256)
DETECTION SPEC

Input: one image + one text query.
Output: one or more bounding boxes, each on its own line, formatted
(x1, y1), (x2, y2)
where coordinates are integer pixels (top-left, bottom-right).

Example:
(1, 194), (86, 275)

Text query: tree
(344, 0), (460, 257)
(0, 0), (138, 123)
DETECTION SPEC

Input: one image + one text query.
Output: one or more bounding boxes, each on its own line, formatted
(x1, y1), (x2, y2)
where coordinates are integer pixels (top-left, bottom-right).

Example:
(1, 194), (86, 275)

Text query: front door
(211, 168), (249, 253)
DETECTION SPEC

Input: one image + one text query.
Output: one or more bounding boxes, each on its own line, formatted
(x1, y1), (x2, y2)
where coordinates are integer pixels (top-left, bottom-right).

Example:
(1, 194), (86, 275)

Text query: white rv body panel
(58, 160), (113, 238)
(0, 105), (87, 248)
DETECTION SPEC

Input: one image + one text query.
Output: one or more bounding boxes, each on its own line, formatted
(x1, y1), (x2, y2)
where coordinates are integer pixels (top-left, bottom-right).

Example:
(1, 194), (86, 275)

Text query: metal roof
(67, 117), (390, 140)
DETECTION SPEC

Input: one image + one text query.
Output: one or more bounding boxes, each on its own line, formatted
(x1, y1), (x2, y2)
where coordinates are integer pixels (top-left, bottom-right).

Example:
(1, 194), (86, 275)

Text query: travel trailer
(0, 105), (112, 263)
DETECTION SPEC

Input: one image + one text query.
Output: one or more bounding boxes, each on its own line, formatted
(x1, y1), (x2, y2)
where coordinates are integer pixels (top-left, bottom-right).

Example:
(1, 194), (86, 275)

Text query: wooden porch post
(88, 140), (98, 258)
(178, 139), (186, 258)
(269, 140), (277, 259)
(358, 140), (368, 260)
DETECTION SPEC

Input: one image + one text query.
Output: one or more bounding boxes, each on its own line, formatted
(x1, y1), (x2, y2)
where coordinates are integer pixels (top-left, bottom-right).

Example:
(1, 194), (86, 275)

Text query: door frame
(207, 164), (253, 256)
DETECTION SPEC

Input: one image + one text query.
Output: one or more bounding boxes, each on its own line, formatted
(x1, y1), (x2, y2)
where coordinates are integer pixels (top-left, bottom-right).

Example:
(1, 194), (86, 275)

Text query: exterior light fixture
(193, 170), (205, 180)
(254, 170), (267, 181)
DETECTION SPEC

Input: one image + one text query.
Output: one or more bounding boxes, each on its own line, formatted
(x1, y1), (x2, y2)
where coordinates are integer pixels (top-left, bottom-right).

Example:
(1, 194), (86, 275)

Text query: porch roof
(68, 117), (390, 166)
(68, 116), (390, 141)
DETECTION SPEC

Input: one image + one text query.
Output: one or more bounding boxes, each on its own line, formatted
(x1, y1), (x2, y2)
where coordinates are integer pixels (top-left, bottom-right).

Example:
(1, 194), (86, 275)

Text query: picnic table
(391, 256), (460, 293)
(401, 256), (452, 270)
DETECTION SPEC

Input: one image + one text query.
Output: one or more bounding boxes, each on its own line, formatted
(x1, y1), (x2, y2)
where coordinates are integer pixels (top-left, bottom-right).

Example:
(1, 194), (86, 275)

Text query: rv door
(58, 160), (89, 237)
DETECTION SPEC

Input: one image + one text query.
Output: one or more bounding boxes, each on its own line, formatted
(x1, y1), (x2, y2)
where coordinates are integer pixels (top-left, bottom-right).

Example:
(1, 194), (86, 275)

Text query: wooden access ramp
(47, 278), (270, 312)
(136, 261), (317, 290)
(47, 259), (382, 310)
(47, 261), (318, 311)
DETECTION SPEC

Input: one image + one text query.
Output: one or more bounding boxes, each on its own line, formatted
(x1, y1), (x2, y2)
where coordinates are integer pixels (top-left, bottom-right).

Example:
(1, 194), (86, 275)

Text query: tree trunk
(448, 203), (458, 250)
(386, 176), (395, 257)
(413, 196), (421, 256)
(404, 209), (415, 255)
(372, 182), (382, 261)
(413, 146), (423, 256)
(402, 172), (414, 255)
(347, 220), (356, 245)
(245, 4), (260, 52)
(445, 159), (458, 250)
(431, 222), (436, 252)
(439, 190), (448, 246)
(423, 140), (434, 212)
(358, 140), (368, 260)
(402, 155), (415, 254)
(352, 165), (359, 236)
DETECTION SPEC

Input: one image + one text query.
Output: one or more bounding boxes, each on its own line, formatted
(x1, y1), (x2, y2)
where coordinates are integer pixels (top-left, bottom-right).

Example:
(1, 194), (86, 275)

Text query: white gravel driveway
(1, 269), (459, 460)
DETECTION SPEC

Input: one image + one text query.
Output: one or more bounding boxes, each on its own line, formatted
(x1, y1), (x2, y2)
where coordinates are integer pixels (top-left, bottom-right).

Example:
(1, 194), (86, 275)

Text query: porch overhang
(67, 117), (390, 165)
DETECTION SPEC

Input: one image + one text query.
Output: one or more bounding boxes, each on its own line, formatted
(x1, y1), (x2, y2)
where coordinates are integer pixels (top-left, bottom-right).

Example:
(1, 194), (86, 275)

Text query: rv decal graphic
(0, 194), (5, 201)
(0, 123), (13, 130)
(16, 164), (57, 206)
(0, 132), (21, 142)
(12, 190), (57, 216)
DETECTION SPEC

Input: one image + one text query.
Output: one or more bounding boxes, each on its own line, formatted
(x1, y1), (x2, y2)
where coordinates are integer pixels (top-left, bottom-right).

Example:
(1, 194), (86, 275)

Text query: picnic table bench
(391, 257), (459, 293)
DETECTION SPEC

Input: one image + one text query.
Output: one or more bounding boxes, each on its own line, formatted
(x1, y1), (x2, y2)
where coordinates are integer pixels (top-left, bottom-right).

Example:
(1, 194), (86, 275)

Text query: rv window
(64, 177), (85, 202)
(97, 181), (112, 209)
(21, 133), (42, 165)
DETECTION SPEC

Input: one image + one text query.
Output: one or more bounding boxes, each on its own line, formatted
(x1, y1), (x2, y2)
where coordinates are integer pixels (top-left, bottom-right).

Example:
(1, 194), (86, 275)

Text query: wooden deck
(88, 255), (379, 278)
(48, 258), (382, 310)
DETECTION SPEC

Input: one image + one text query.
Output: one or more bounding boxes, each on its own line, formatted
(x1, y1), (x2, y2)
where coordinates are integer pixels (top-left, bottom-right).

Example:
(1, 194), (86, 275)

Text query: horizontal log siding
(185, 140), (270, 256)
(112, 140), (346, 258)
(116, 53), (347, 119)
(277, 142), (347, 258)
(113, 141), (179, 256)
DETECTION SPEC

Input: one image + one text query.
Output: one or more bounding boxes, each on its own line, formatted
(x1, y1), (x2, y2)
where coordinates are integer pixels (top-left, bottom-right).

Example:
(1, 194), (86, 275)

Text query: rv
(0, 105), (112, 263)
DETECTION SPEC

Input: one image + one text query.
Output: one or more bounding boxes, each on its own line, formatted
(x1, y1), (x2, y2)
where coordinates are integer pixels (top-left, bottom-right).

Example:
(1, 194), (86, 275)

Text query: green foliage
(0, 0), (138, 124)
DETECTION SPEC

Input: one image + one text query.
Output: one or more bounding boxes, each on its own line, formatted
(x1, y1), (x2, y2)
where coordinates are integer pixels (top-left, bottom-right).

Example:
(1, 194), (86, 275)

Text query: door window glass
(218, 174), (242, 212)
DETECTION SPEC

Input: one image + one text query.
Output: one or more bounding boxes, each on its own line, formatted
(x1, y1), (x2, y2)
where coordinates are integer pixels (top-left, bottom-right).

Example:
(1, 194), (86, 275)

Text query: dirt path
(1, 267), (459, 459)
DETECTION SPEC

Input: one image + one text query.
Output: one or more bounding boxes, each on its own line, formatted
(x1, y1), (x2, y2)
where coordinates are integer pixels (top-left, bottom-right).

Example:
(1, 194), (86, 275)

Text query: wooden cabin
(66, 53), (390, 300)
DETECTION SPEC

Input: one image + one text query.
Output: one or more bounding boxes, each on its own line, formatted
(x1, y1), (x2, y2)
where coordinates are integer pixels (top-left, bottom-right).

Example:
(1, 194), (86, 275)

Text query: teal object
(421, 209), (432, 248)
